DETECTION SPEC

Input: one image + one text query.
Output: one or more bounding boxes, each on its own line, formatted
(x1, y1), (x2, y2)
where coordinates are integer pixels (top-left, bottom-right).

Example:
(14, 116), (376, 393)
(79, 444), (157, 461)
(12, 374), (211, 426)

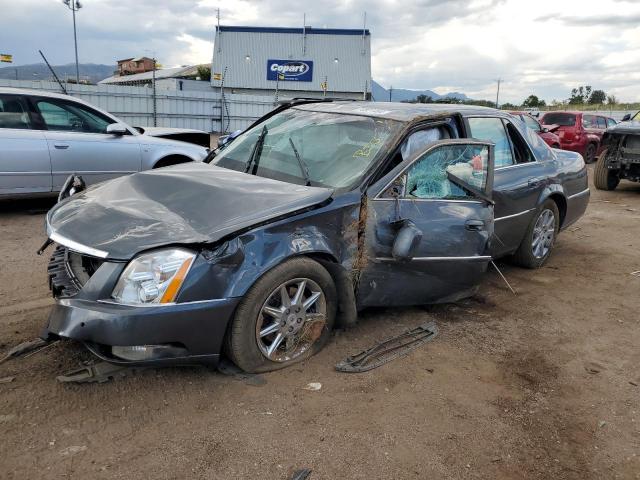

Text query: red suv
(510, 111), (561, 148)
(539, 111), (612, 163)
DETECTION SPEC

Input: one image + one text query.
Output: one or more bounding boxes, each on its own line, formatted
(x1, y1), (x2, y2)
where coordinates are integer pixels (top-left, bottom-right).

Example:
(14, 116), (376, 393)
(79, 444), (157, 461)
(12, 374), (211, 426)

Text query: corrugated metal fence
(0, 79), (278, 133)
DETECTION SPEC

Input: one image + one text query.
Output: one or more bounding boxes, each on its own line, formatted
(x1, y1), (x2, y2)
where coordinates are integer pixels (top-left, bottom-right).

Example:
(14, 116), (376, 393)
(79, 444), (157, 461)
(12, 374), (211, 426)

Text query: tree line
(405, 86), (619, 109)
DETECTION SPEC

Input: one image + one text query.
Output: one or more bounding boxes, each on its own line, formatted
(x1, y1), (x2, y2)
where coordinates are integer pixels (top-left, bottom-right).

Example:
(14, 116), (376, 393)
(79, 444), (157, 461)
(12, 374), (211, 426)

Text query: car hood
(605, 120), (640, 135)
(46, 164), (333, 260)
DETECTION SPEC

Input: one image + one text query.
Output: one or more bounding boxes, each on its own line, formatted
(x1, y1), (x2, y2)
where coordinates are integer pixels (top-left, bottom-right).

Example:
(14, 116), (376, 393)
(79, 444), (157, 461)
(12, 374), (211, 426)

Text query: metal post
(152, 58), (157, 126)
(495, 78), (501, 109)
(72, 3), (79, 83)
(63, 0), (82, 83)
(389, 85), (392, 102)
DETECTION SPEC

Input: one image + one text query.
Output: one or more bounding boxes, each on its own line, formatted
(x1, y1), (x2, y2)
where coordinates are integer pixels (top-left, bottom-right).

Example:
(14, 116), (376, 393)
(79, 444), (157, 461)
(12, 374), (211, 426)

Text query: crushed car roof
(293, 101), (500, 122)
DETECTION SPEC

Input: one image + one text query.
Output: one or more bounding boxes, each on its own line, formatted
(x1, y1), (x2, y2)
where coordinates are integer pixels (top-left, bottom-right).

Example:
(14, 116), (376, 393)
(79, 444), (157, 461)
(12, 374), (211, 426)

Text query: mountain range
(0, 63), (114, 83)
(371, 80), (468, 102)
(0, 63), (469, 101)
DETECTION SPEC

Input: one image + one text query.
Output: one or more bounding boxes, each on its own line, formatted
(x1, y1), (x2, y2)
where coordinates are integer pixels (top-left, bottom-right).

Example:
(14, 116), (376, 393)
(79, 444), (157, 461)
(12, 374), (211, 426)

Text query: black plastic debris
(0, 338), (48, 365)
(290, 469), (312, 480)
(335, 321), (438, 373)
(57, 362), (133, 384)
(217, 359), (267, 386)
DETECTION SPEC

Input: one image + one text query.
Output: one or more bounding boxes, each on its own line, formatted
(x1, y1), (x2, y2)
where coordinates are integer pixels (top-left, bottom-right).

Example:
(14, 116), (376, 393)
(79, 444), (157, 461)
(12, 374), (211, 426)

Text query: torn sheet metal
(336, 321), (438, 373)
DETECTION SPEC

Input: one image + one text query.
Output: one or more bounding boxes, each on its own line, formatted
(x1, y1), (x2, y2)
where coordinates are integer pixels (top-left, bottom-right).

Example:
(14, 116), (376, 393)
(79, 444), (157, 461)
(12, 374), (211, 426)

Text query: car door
(0, 94), (52, 196)
(357, 139), (495, 308)
(467, 116), (553, 257)
(31, 96), (142, 189)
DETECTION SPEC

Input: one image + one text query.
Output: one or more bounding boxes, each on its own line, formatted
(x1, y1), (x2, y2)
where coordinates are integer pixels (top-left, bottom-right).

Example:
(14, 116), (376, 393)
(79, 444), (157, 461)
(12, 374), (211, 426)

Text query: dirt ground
(0, 165), (639, 480)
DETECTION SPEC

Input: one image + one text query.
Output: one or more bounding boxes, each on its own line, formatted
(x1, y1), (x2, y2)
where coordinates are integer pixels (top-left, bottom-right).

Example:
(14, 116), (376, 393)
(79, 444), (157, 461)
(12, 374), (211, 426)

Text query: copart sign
(267, 60), (313, 82)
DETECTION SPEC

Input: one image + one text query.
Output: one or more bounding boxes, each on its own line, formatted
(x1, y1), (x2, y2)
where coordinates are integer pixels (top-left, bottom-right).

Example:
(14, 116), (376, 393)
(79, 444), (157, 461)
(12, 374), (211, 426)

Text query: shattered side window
(405, 144), (489, 199)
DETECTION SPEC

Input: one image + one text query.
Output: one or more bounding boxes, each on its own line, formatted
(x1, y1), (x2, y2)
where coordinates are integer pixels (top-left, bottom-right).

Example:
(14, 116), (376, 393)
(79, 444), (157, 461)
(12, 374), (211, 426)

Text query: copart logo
(267, 59), (313, 82)
(270, 61), (310, 77)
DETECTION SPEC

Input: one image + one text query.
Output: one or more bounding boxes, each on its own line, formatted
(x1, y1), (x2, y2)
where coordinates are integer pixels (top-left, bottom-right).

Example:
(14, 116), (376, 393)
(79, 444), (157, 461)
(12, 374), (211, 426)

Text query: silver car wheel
(255, 278), (327, 363)
(531, 208), (555, 259)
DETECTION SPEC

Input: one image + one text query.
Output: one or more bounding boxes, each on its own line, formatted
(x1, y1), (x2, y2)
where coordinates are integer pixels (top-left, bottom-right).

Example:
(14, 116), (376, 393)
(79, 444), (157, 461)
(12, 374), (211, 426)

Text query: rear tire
(225, 257), (336, 373)
(584, 143), (597, 164)
(594, 149), (620, 191)
(512, 199), (559, 269)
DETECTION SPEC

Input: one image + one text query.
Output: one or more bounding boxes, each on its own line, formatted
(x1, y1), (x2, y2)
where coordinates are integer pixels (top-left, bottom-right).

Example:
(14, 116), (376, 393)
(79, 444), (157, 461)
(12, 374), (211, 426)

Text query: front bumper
(43, 296), (240, 366)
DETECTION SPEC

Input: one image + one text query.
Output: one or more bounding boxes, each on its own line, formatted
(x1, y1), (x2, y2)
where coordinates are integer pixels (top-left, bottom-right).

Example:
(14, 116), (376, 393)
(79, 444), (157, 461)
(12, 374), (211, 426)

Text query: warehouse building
(211, 25), (372, 100)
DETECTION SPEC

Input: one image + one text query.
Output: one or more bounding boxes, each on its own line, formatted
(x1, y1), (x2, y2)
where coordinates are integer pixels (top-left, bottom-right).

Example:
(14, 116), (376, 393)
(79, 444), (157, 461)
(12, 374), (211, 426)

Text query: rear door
(0, 94), (52, 196)
(467, 116), (552, 257)
(357, 140), (495, 308)
(31, 96), (142, 189)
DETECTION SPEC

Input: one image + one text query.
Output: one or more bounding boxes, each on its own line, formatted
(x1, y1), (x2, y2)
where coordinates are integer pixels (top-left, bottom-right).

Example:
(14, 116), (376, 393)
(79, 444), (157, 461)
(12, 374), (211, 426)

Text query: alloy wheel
(255, 278), (327, 363)
(531, 209), (555, 259)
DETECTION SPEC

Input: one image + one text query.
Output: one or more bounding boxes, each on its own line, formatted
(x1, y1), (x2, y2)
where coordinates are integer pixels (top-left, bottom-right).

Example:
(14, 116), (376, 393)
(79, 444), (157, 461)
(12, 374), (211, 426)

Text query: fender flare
(536, 184), (567, 227)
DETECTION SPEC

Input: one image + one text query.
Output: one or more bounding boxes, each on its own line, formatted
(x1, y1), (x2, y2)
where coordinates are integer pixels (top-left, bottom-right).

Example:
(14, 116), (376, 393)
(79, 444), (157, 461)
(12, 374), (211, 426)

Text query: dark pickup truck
(595, 111), (640, 190)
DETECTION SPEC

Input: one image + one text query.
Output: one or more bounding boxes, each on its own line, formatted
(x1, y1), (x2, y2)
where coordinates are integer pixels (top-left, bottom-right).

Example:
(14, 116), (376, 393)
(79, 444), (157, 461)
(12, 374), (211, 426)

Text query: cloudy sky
(4, 0), (639, 102)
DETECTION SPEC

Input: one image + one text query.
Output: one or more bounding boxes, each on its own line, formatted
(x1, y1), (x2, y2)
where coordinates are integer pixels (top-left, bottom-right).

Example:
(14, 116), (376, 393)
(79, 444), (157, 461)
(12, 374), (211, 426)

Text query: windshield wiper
(288, 137), (312, 186)
(244, 125), (268, 175)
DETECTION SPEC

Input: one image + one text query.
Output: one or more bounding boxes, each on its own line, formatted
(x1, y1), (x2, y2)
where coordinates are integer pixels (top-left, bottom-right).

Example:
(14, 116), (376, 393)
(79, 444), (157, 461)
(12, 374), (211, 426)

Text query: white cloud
(3, 0), (639, 102)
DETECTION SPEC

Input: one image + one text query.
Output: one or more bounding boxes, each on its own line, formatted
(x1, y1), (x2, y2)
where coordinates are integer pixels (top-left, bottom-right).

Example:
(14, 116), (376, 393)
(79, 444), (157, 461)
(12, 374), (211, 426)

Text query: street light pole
(63, 0), (82, 83)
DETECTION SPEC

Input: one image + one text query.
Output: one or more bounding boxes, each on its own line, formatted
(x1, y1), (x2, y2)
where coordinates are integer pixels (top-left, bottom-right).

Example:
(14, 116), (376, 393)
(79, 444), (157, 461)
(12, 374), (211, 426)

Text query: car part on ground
(41, 101), (589, 372)
(0, 338), (49, 364)
(594, 114), (640, 190)
(56, 361), (134, 384)
(335, 321), (438, 373)
(290, 469), (313, 480)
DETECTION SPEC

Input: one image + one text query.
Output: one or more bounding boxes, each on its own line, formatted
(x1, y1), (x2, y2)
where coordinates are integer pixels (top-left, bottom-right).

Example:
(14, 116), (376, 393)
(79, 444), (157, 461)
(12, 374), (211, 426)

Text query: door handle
(465, 219), (485, 231)
(54, 143), (70, 149)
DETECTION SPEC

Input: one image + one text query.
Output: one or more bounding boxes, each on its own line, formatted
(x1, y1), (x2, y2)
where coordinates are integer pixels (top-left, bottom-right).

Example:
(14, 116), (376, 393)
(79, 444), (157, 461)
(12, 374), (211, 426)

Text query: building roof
(216, 25), (370, 36)
(99, 65), (197, 84)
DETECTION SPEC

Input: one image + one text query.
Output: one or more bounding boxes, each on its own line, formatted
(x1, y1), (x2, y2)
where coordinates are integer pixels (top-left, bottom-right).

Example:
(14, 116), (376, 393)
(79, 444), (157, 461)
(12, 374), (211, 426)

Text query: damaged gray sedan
(42, 101), (589, 372)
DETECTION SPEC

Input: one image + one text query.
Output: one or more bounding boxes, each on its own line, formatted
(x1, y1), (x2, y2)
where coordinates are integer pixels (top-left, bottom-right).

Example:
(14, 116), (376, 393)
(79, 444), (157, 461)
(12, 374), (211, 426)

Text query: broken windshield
(213, 108), (402, 189)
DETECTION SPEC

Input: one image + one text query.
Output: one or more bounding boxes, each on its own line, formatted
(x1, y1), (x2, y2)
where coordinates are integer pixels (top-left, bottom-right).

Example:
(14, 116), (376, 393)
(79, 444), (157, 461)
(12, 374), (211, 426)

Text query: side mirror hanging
(391, 219), (423, 262)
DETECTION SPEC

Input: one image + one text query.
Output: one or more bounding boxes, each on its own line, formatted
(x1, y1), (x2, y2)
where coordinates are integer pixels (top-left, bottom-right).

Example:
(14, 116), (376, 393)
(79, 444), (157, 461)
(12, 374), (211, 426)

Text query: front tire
(512, 199), (559, 269)
(594, 149), (620, 191)
(225, 257), (337, 373)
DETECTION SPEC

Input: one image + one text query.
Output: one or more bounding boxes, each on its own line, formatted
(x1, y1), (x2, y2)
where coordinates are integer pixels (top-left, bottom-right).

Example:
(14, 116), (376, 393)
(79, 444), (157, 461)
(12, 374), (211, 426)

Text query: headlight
(111, 249), (196, 305)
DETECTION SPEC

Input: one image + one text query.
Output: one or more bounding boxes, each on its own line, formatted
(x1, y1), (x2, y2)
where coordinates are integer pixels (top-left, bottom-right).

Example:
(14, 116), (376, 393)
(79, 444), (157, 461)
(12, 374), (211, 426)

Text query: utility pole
(152, 57), (157, 126)
(495, 78), (501, 109)
(62, 0), (82, 83)
(389, 85), (393, 102)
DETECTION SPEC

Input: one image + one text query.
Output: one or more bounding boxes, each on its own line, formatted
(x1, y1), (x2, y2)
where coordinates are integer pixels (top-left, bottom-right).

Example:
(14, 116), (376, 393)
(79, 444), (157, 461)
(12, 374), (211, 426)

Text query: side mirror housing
(106, 123), (128, 135)
(391, 220), (423, 262)
(622, 114), (631, 122)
